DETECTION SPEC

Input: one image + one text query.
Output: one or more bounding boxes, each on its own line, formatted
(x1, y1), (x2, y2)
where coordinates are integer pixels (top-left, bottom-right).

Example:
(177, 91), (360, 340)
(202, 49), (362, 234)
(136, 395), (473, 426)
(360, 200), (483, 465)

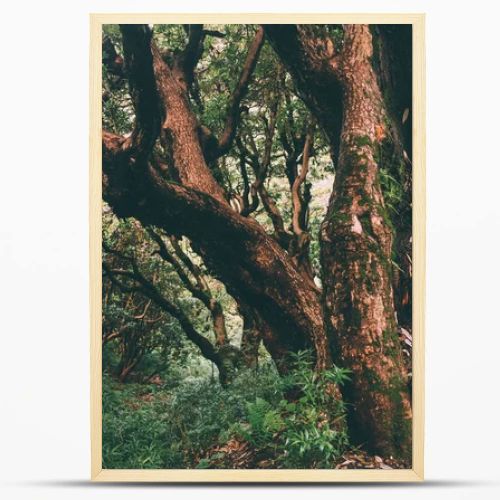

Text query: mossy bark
(103, 25), (335, 384)
(320, 25), (412, 460)
(239, 302), (261, 369)
(266, 24), (412, 460)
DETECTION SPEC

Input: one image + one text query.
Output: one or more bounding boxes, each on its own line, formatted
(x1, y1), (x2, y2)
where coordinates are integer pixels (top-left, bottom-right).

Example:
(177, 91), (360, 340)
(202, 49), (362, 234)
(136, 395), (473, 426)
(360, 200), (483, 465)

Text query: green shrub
(243, 397), (284, 447)
(102, 375), (182, 468)
(228, 351), (350, 468)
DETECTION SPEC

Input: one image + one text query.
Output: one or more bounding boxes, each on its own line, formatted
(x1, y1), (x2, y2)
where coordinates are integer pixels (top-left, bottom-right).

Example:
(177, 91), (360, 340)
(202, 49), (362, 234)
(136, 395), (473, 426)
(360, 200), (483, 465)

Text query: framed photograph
(90, 13), (425, 482)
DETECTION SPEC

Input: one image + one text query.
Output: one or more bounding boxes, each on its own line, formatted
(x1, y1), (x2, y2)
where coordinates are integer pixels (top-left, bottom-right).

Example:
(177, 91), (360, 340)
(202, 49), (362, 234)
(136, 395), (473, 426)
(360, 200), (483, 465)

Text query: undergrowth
(103, 351), (350, 469)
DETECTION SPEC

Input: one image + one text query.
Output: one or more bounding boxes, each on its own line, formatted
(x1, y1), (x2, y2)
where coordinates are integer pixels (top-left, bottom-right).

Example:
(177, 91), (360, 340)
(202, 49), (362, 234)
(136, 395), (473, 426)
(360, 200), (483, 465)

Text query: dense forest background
(102, 23), (413, 470)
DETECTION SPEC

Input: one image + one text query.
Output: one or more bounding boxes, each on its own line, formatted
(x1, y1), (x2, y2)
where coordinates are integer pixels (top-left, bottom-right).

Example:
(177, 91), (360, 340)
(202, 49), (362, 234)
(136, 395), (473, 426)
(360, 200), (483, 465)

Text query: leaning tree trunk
(102, 25), (335, 381)
(265, 24), (412, 460)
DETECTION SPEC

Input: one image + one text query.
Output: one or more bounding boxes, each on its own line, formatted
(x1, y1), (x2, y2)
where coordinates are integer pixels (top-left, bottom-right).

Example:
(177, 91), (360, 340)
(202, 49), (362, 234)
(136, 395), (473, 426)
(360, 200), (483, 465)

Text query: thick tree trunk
(322, 25), (412, 460)
(103, 26), (334, 378)
(104, 159), (329, 370)
(265, 24), (412, 460)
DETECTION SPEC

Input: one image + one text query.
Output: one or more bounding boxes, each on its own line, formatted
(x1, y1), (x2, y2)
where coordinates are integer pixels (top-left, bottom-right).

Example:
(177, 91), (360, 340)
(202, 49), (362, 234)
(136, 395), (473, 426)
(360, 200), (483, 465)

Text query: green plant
(102, 351), (350, 470)
(242, 397), (284, 447)
(102, 362), (284, 469)
(231, 350), (350, 468)
(102, 375), (182, 468)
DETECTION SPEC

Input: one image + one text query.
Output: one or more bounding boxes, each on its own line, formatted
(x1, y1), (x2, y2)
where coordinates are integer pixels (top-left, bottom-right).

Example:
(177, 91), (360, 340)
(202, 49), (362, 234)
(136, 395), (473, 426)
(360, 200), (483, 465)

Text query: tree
(102, 24), (332, 376)
(264, 24), (412, 458)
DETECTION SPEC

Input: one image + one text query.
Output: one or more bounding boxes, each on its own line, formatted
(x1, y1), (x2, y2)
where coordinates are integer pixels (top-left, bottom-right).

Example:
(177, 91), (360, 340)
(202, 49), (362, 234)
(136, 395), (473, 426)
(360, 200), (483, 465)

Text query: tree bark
(265, 24), (412, 461)
(103, 25), (334, 378)
(239, 302), (261, 369)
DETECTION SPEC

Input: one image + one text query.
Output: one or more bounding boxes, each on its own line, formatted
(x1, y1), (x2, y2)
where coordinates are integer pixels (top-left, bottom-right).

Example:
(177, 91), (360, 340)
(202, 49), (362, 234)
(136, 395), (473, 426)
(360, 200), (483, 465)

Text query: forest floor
(203, 437), (409, 469)
(102, 370), (411, 470)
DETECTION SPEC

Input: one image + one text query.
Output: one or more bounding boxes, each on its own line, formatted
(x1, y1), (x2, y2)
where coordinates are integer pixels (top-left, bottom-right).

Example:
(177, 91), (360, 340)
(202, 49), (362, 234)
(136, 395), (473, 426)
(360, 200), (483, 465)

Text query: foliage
(225, 351), (350, 468)
(102, 350), (350, 470)
(102, 363), (282, 469)
(102, 375), (179, 468)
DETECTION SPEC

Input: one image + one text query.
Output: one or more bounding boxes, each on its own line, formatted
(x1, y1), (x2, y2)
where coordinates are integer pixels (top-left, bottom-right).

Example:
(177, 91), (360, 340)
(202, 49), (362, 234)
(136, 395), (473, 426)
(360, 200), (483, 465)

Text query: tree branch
(103, 161), (327, 367)
(291, 125), (314, 236)
(236, 144), (259, 216)
(148, 228), (229, 345)
(205, 27), (265, 161)
(263, 25), (343, 162)
(179, 25), (206, 88)
(103, 243), (230, 382)
(203, 29), (226, 38)
(102, 35), (124, 85)
(239, 95), (292, 248)
(119, 24), (163, 159)
(102, 25), (331, 372)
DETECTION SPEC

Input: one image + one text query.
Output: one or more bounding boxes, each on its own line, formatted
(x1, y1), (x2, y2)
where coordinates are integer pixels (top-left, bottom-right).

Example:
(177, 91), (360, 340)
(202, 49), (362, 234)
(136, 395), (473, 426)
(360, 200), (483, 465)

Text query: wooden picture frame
(90, 13), (425, 482)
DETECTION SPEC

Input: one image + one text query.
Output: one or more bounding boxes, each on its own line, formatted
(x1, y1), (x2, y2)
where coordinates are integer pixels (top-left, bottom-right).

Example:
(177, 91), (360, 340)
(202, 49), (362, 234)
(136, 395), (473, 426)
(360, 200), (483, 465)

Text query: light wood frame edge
(89, 12), (425, 483)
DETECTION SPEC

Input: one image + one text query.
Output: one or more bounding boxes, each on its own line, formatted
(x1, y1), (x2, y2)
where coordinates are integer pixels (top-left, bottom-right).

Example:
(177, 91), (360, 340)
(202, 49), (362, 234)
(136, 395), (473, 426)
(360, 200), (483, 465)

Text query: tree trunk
(102, 25), (334, 377)
(324, 25), (412, 461)
(265, 24), (412, 461)
(239, 303), (261, 369)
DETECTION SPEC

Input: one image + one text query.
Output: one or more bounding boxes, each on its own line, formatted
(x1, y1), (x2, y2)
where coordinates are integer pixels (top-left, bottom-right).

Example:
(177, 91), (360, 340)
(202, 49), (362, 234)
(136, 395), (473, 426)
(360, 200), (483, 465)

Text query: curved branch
(240, 95), (292, 248)
(206, 27), (266, 161)
(258, 184), (291, 248)
(179, 24), (205, 87)
(102, 27), (332, 374)
(263, 25), (343, 161)
(168, 236), (206, 287)
(103, 158), (328, 368)
(236, 144), (259, 216)
(291, 125), (314, 236)
(103, 246), (230, 383)
(148, 228), (229, 345)
(203, 29), (225, 38)
(149, 39), (228, 202)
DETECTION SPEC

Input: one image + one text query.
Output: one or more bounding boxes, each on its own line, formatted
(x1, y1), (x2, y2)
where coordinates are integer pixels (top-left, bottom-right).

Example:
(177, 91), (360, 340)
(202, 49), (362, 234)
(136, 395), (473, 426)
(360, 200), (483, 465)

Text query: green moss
(380, 329), (400, 357)
(387, 375), (412, 457)
(358, 213), (374, 238)
(357, 366), (411, 459)
(353, 135), (373, 148)
(330, 211), (350, 225)
(375, 202), (395, 233)
(365, 239), (393, 284)
(357, 189), (371, 208)
(341, 150), (370, 178)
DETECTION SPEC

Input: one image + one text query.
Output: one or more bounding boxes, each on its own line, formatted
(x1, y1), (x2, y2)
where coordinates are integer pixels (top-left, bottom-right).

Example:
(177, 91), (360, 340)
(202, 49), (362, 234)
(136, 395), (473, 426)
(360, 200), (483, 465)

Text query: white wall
(1, 1), (499, 498)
